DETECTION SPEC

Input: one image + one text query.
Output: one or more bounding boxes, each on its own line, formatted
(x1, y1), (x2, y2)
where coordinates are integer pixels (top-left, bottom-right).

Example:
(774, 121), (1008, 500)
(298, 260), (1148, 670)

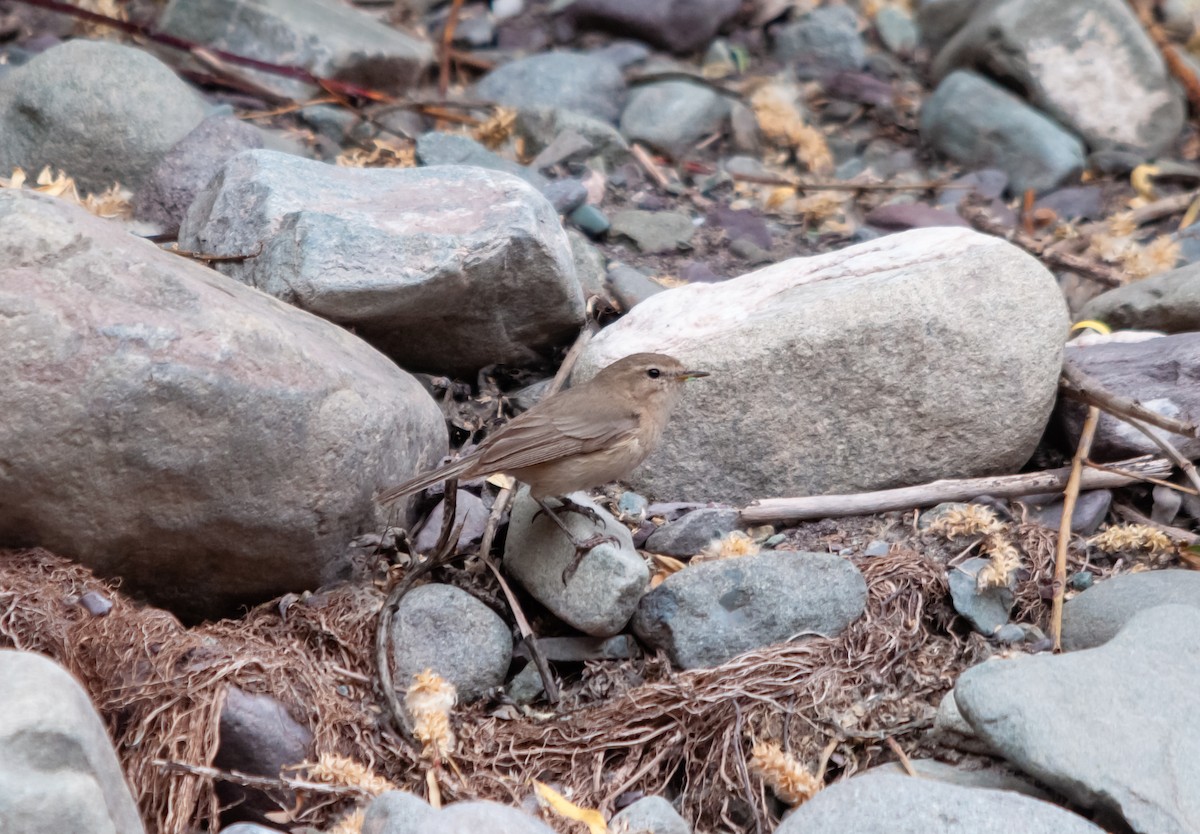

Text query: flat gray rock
(932, 0), (1184, 155)
(920, 70), (1085, 194)
(1059, 334), (1200, 460)
(1080, 261), (1200, 333)
(772, 5), (866, 78)
(864, 759), (1050, 801)
(0, 650), (146, 834)
(158, 0), (432, 101)
(948, 556), (1015, 636)
(390, 584), (512, 701)
(619, 81), (730, 161)
(610, 796), (690, 834)
(515, 107), (631, 167)
(504, 489), (648, 637)
(776, 773), (1104, 834)
(0, 40), (208, 192)
(474, 52), (627, 124)
(610, 210), (696, 254)
(954, 605), (1200, 834)
(179, 150), (584, 376)
(644, 508), (739, 556)
(558, 0), (741, 54)
(632, 552), (867, 669)
(577, 228), (1067, 503)
(0, 189), (447, 618)
(1062, 570), (1200, 650)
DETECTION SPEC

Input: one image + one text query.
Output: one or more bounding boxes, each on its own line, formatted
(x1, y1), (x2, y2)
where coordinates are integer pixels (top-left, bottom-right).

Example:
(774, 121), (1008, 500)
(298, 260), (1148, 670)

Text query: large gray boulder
(158, 0), (433, 101)
(0, 40), (208, 192)
(776, 773), (1104, 834)
(932, 0), (1184, 155)
(576, 227), (1068, 503)
(954, 605), (1200, 834)
(1062, 570), (1200, 650)
(179, 151), (584, 376)
(0, 650), (146, 834)
(0, 189), (447, 619)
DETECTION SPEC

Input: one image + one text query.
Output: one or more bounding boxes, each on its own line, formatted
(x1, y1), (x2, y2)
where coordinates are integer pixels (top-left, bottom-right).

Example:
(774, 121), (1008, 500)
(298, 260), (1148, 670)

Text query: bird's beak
(676, 370), (709, 381)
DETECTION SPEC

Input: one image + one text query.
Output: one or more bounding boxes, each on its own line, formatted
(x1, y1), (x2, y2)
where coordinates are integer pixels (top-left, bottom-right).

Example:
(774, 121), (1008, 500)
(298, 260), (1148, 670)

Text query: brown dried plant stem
(438, 0), (467, 100)
(1060, 359), (1200, 440)
(1052, 406), (1099, 651)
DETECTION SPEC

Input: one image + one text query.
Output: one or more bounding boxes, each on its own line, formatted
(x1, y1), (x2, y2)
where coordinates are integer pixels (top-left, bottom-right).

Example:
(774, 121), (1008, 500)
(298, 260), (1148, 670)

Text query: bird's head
(593, 352), (709, 405)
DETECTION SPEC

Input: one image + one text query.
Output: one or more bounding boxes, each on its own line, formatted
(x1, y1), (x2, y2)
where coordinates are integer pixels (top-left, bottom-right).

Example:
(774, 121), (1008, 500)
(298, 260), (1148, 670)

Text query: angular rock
(632, 552), (867, 669)
(474, 52), (627, 124)
(773, 6), (866, 78)
(412, 490), (490, 553)
(1019, 489), (1112, 534)
(0, 40), (208, 192)
(775, 773), (1104, 834)
(1062, 570), (1200, 650)
(955, 605), (1200, 834)
(644, 508), (739, 556)
(610, 796), (690, 834)
(933, 0), (1185, 155)
(576, 227), (1067, 503)
(1059, 334), (1200, 460)
(504, 489), (648, 636)
(158, 0), (433, 101)
(557, 0), (741, 54)
(920, 70), (1086, 194)
(0, 650), (145, 834)
(0, 189), (447, 618)
(391, 584), (512, 701)
(133, 114), (266, 235)
(1080, 261), (1200, 332)
(949, 556), (1016, 636)
(515, 107), (631, 167)
(215, 687), (313, 825)
(610, 210), (696, 254)
(179, 150), (584, 376)
(619, 80), (730, 161)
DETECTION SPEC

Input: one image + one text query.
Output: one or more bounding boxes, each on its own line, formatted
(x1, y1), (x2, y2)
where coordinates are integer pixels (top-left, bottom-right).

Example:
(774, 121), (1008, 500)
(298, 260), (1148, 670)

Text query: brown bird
(378, 353), (708, 579)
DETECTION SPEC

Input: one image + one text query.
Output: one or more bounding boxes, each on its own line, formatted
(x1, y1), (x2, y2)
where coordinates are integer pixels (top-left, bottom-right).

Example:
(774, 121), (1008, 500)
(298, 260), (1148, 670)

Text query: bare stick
(884, 736), (917, 777)
(631, 143), (673, 190)
(1084, 460), (1198, 495)
(740, 457), (1174, 524)
(438, 0), (466, 100)
(151, 759), (373, 800)
(1125, 418), (1200, 496)
(1061, 360), (1200, 439)
(1052, 407), (1099, 652)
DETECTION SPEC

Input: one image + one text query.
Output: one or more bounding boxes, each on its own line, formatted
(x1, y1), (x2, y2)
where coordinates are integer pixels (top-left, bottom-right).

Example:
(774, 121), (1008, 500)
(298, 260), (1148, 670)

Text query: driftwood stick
(1126, 418), (1200, 496)
(739, 457), (1174, 524)
(1052, 406), (1099, 651)
(151, 759), (374, 799)
(1060, 360), (1200, 439)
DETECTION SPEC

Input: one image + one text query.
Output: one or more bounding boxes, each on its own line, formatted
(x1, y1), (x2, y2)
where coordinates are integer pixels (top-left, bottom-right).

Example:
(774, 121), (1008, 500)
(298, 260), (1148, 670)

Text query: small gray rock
(506, 663), (545, 704)
(607, 264), (666, 310)
(475, 52), (627, 124)
(571, 203), (612, 237)
(1019, 489), (1112, 534)
(863, 540), (890, 557)
(644, 508), (739, 556)
(558, 0), (741, 54)
(775, 773), (1104, 834)
(541, 178), (588, 214)
(504, 488), (648, 636)
(158, 0), (432, 101)
(954, 605), (1200, 834)
(773, 6), (866, 78)
(134, 114), (266, 235)
(363, 790), (436, 834)
(619, 81), (730, 161)
(391, 584), (512, 701)
(610, 796), (689, 834)
(412, 490), (490, 553)
(610, 210), (696, 254)
(633, 552), (868, 669)
(875, 6), (920, 54)
(1080, 260), (1200, 332)
(920, 70), (1085, 194)
(569, 230), (609, 300)
(948, 556), (1015, 636)
(1062, 570), (1200, 650)
(0, 39), (208, 192)
(516, 107), (631, 167)
(222, 825), (284, 834)
(0, 650), (146, 834)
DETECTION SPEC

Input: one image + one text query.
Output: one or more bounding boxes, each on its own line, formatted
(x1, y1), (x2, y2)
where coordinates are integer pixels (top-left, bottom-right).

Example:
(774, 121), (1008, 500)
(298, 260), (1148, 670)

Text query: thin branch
(1061, 359), (1200, 439)
(740, 457), (1174, 524)
(151, 759), (375, 800)
(1052, 407), (1099, 652)
(1126, 418), (1200, 496)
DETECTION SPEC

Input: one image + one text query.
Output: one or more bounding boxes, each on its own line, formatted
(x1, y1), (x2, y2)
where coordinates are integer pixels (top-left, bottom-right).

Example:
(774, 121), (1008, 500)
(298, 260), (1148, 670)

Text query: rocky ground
(4, 0), (1200, 832)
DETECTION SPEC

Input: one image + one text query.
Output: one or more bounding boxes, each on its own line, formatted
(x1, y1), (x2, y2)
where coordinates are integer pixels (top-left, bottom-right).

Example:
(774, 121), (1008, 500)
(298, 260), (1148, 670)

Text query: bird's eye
(647, 367), (661, 379)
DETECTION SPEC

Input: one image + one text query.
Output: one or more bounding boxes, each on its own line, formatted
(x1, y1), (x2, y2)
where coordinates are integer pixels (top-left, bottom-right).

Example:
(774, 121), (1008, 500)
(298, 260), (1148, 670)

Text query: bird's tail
(376, 456), (476, 505)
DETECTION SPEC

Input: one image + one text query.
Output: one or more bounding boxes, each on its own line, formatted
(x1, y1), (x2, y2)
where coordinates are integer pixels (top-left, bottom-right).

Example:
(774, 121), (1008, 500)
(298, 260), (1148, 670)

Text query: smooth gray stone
(955, 605), (1200, 834)
(644, 508), (739, 556)
(0, 39), (207, 192)
(1081, 260), (1200, 332)
(559, 0), (741, 54)
(391, 584), (512, 701)
(633, 552), (867, 669)
(776, 773), (1104, 834)
(619, 81), (730, 161)
(363, 790), (436, 834)
(610, 796), (690, 834)
(773, 5), (866, 78)
(864, 759), (1051, 801)
(610, 210), (696, 254)
(474, 52), (627, 124)
(920, 70), (1085, 194)
(949, 556), (1015, 636)
(1062, 570), (1200, 650)
(0, 650), (146, 834)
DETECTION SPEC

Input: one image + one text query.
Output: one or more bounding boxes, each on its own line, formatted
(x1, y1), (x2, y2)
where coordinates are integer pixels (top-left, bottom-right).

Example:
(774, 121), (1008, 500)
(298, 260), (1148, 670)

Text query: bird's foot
(561, 533), (620, 584)
(533, 496), (603, 526)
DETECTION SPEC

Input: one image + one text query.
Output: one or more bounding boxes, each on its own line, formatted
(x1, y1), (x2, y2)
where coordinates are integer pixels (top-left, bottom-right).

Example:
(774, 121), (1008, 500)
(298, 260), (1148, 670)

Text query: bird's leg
(531, 495), (602, 526)
(532, 497), (619, 584)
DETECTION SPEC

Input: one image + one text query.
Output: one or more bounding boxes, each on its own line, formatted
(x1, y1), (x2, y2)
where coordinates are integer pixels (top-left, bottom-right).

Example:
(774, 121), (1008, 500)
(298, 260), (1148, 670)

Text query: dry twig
(1060, 360), (1200, 439)
(1052, 407), (1099, 651)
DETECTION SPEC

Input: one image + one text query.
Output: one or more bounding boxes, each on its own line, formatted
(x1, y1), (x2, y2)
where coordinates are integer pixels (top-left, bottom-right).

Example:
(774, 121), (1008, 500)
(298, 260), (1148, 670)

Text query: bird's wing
(474, 394), (641, 473)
